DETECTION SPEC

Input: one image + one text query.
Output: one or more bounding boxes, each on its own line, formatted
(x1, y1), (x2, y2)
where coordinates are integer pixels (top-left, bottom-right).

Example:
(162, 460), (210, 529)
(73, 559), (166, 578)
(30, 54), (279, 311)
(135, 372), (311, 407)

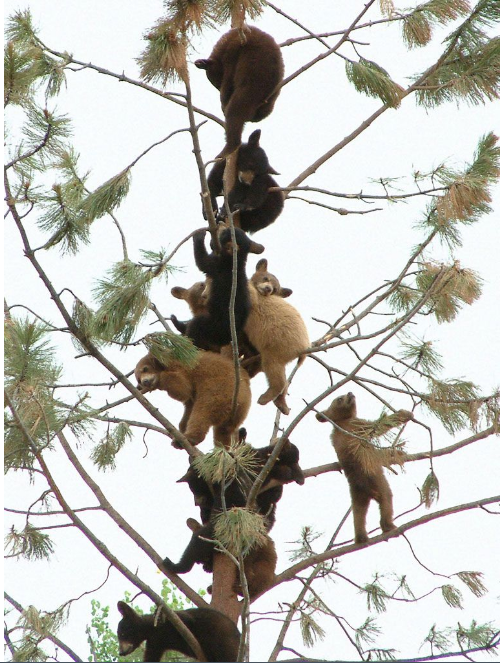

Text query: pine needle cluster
(417, 132), (500, 248)
(90, 423), (133, 471)
(143, 331), (200, 369)
(421, 470), (440, 507)
(423, 377), (480, 433)
(5, 523), (55, 561)
(192, 442), (259, 486)
(213, 507), (267, 557)
(399, 333), (444, 374)
(138, 18), (189, 85)
(300, 609), (326, 648)
(4, 10), (68, 106)
(361, 577), (389, 613)
(415, 1), (500, 107)
(90, 255), (174, 344)
(80, 170), (131, 222)
(345, 57), (404, 108)
(38, 149), (91, 254)
(401, 0), (471, 48)
(4, 317), (63, 470)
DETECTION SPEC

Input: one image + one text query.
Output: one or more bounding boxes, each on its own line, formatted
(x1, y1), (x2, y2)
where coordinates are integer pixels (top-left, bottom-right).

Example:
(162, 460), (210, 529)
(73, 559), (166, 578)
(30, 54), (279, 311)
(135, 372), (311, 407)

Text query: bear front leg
(349, 486), (371, 545)
(184, 402), (212, 446)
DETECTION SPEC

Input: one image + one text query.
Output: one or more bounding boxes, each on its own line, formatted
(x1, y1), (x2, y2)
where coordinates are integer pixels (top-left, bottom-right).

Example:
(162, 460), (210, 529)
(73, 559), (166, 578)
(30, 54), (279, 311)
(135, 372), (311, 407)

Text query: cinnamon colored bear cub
(195, 26), (284, 157)
(117, 601), (240, 662)
(316, 393), (413, 544)
(206, 129), (284, 234)
(134, 351), (251, 449)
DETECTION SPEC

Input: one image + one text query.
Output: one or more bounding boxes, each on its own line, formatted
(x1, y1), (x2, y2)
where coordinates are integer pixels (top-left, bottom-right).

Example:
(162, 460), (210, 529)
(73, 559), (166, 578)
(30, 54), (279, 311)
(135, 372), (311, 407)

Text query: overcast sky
(4, 1), (500, 661)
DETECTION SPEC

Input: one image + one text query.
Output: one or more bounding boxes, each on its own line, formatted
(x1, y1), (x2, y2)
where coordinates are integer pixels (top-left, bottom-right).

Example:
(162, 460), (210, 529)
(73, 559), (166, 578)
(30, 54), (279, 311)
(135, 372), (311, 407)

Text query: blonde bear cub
(245, 259), (310, 415)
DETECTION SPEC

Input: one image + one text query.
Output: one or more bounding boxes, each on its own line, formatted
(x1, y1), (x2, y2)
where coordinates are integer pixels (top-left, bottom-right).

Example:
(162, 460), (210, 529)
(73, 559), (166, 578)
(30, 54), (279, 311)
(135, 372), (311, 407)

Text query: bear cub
(195, 26), (284, 157)
(177, 227), (264, 351)
(245, 259), (310, 414)
(316, 392), (413, 544)
(206, 129), (284, 234)
(116, 601), (240, 662)
(134, 351), (251, 449)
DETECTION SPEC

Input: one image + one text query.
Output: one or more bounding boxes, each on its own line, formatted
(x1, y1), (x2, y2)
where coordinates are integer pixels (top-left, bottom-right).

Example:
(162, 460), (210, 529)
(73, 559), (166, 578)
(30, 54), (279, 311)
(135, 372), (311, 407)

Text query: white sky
(4, 1), (500, 662)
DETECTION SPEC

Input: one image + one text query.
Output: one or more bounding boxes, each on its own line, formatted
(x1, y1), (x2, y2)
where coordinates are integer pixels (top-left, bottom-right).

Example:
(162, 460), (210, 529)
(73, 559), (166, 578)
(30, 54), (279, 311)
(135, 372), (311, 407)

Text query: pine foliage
(456, 571), (487, 597)
(399, 334), (444, 374)
(90, 256), (173, 344)
(416, 1), (500, 107)
(4, 317), (63, 470)
(80, 170), (131, 222)
(421, 470), (440, 507)
(90, 423), (133, 471)
(442, 584), (463, 609)
(401, 0), (471, 48)
(361, 577), (389, 613)
(191, 442), (259, 485)
(345, 57), (404, 107)
(213, 508), (267, 556)
(143, 331), (200, 368)
(5, 524), (55, 561)
(138, 18), (189, 85)
(300, 610), (326, 648)
(423, 377), (480, 433)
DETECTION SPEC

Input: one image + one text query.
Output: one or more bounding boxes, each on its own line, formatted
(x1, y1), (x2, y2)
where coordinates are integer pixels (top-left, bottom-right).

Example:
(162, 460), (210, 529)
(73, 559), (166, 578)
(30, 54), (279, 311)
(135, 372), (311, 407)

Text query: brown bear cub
(195, 26), (284, 157)
(116, 601), (240, 662)
(316, 393), (413, 544)
(134, 352), (251, 449)
(206, 129), (284, 234)
(245, 259), (310, 415)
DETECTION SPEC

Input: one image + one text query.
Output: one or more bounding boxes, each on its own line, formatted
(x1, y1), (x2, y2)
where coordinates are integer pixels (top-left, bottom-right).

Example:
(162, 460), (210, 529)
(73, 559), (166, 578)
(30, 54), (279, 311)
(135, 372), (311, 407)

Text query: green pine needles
(345, 57), (404, 107)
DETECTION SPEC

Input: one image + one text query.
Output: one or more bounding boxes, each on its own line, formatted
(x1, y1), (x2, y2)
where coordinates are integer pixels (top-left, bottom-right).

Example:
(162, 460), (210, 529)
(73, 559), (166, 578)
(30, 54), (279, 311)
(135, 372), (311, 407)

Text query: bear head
(250, 259), (292, 298)
(316, 392), (357, 423)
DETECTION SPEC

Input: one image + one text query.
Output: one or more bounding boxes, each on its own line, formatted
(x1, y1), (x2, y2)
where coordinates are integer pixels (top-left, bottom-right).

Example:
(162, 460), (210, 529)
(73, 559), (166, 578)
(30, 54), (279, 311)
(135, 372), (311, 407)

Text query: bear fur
(195, 26), (284, 157)
(245, 259), (309, 415)
(316, 392), (413, 544)
(180, 227), (264, 351)
(116, 601), (240, 662)
(177, 438), (305, 528)
(134, 352), (251, 449)
(162, 521), (277, 599)
(206, 130), (284, 234)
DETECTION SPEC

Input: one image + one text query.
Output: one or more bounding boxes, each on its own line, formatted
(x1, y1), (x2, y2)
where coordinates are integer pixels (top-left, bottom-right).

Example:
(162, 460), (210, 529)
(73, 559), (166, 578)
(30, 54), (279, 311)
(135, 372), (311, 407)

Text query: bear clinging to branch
(195, 26), (284, 157)
(134, 352), (251, 449)
(206, 129), (284, 234)
(316, 392), (413, 544)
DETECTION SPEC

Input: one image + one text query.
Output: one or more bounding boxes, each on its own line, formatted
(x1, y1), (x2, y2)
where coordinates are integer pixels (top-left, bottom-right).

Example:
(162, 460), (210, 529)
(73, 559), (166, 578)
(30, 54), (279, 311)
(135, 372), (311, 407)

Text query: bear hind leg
(258, 359), (288, 411)
(376, 477), (396, 534)
(350, 486), (371, 545)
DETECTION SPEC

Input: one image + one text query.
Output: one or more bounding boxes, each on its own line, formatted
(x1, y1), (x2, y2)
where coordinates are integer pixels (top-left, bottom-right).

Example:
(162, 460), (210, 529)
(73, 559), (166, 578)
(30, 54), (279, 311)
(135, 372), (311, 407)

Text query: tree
(4, 1), (500, 661)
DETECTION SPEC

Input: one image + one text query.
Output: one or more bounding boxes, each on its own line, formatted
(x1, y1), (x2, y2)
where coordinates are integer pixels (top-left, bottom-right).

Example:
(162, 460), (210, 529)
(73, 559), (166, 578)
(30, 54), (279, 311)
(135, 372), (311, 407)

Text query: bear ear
(117, 601), (136, 619)
(248, 129), (261, 147)
(171, 286), (187, 300)
(279, 287), (293, 298)
(249, 239), (265, 255)
(194, 58), (211, 70)
(256, 258), (268, 272)
(186, 517), (202, 533)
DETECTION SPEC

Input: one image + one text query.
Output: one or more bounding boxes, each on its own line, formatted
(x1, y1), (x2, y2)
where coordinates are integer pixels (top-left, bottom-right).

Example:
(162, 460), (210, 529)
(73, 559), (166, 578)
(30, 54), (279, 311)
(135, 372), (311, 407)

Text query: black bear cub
(117, 601), (240, 662)
(178, 438), (305, 528)
(206, 129), (284, 234)
(175, 227), (264, 351)
(195, 26), (284, 156)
